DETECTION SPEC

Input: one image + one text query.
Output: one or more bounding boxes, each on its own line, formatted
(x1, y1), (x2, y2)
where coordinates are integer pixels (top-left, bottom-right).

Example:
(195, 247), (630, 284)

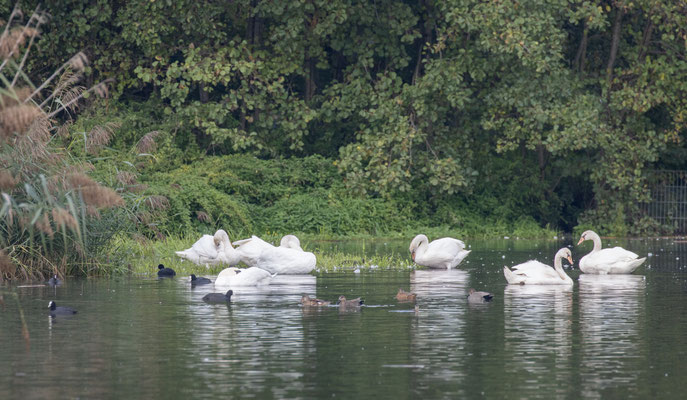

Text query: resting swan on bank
(232, 234), (316, 274)
(175, 230), (241, 267)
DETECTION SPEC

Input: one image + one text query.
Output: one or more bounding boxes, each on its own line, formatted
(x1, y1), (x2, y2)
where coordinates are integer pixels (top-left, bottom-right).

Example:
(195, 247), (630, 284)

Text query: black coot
(190, 274), (212, 285)
(48, 301), (77, 316)
(202, 290), (233, 304)
(157, 264), (176, 277)
(47, 274), (62, 286)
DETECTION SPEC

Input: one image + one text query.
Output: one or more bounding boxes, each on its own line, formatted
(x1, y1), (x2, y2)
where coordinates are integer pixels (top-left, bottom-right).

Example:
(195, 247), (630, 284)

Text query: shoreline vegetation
(3, 3), (687, 280)
(105, 227), (558, 276)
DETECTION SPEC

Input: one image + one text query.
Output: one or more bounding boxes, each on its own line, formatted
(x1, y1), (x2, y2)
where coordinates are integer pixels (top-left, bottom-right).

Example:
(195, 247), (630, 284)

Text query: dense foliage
(3, 0), (687, 275)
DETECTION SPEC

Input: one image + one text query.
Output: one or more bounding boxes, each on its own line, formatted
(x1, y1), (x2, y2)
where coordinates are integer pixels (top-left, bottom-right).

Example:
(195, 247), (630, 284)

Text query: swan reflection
(185, 273), (316, 396)
(410, 269), (468, 297)
(408, 269), (469, 382)
(578, 274), (646, 397)
(503, 285), (573, 389)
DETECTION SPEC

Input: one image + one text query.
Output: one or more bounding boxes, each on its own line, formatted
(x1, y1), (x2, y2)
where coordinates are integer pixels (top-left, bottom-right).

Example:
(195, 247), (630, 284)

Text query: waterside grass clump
(1, 5), (120, 281)
(104, 233), (417, 276)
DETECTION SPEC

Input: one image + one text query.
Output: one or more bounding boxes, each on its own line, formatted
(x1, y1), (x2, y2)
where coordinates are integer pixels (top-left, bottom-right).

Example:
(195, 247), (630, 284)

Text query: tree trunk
(305, 56), (316, 101)
(637, 19), (654, 62)
(199, 82), (209, 103)
(606, 9), (625, 84)
(573, 23), (588, 73)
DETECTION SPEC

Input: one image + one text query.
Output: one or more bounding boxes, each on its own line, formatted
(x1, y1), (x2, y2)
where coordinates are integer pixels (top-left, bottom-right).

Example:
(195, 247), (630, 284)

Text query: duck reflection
(503, 285), (573, 390)
(578, 274), (646, 397)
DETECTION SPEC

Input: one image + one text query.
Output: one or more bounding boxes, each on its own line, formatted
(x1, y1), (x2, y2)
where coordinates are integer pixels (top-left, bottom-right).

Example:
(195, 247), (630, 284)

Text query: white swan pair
(503, 230), (646, 284)
(409, 234), (471, 269)
(176, 231), (315, 274)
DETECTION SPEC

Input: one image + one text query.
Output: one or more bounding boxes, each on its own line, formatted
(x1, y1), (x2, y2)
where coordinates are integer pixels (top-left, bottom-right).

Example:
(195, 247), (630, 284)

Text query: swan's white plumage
(578, 230), (645, 274)
(503, 248), (574, 285)
(255, 247), (316, 274)
(232, 235), (273, 268)
(175, 230), (240, 267)
(409, 234), (471, 269)
(233, 234), (316, 274)
(279, 234), (303, 251)
(215, 267), (274, 286)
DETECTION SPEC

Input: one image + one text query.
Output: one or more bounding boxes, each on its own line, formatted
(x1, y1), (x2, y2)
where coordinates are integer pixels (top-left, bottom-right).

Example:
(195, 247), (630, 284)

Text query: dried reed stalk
(79, 186), (125, 208)
(136, 131), (160, 153)
(0, 170), (17, 190)
(86, 124), (117, 155)
(51, 207), (78, 232)
(0, 250), (15, 281)
(0, 104), (42, 140)
(116, 171), (137, 186)
(145, 195), (169, 210)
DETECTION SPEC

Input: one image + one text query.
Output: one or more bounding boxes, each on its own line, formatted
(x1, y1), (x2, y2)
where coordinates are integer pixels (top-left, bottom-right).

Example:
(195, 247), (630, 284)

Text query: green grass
(102, 232), (417, 277)
(314, 251), (415, 273)
(96, 216), (558, 278)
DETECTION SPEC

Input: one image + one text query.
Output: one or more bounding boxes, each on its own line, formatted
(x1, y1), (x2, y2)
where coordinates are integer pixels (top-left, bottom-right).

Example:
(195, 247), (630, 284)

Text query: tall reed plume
(0, 3), (121, 280)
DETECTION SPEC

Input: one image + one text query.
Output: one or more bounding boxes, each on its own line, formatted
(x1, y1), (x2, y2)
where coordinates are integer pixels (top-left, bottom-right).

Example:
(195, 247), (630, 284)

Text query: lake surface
(2, 237), (687, 399)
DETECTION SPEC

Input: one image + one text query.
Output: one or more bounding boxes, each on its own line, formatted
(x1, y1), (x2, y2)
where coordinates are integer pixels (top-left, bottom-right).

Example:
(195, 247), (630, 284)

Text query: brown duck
(337, 295), (364, 310)
(467, 288), (493, 303)
(395, 288), (417, 302)
(301, 295), (330, 307)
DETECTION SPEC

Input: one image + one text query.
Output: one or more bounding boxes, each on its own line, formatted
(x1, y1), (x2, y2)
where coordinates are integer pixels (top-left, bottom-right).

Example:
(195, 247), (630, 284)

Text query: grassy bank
(104, 233), (416, 276)
(102, 220), (560, 277)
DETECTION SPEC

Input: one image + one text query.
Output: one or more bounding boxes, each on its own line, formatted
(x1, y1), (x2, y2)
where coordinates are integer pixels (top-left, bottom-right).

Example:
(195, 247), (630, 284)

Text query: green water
(2, 238), (687, 399)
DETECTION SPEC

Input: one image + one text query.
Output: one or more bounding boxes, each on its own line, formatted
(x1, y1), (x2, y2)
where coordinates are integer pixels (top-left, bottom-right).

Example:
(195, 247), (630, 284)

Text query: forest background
(1, 0), (687, 277)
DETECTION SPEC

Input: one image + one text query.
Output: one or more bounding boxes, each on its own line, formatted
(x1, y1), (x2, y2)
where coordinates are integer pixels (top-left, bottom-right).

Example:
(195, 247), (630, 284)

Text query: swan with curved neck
(577, 230), (645, 274)
(214, 230), (241, 266)
(503, 248), (574, 285)
(175, 229), (240, 267)
(409, 234), (471, 269)
(280, 234), (303, 251)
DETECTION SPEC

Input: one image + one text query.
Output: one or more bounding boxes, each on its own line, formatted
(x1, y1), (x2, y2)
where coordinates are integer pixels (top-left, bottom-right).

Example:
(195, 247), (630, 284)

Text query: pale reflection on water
(503, 285), (573, 396)
(578, 274), (647, 398)
(2, 239), (687, 398)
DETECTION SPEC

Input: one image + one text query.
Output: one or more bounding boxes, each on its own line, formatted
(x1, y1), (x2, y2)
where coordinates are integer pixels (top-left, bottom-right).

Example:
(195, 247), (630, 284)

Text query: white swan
(232, 234), (315, 273)
(409, 234), (471, 269)
(175, 229), (240, 267)
(214, 267), (274, 286)
(577, 230), (645, 274)
(254, 246), (316, 274)
(503, 247), (574, 285)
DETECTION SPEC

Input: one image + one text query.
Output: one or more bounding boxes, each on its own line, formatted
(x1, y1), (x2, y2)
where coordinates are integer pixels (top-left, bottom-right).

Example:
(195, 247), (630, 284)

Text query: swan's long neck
(554, 255), (572, 283)
(217, 233), (232, 250)
(415, 238), (428, 258)
(589, 232), (602, 252)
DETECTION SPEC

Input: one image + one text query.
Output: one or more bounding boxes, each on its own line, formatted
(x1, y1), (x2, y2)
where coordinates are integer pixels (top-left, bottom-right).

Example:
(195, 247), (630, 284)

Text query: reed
(0, 3), (121, 281)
